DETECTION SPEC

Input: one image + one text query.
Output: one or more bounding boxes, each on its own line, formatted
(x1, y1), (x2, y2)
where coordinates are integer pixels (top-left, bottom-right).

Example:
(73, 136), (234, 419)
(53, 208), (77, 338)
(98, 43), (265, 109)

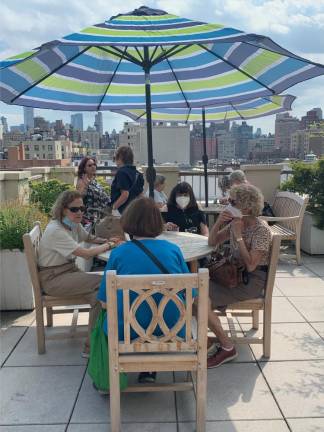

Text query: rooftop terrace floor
(1, 250), (324, 432)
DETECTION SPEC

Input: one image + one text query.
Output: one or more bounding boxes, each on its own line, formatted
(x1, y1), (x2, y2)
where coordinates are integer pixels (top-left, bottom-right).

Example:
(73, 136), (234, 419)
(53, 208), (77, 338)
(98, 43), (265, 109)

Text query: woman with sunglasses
(76, 157), (110, 225)
(38, 190), (117, 357)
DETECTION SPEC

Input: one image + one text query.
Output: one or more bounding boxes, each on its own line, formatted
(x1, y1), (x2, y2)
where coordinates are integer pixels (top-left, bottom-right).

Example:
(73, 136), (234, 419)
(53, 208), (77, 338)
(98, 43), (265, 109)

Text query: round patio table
(201, 203), (226, 227)
(97, 231), (214, 272)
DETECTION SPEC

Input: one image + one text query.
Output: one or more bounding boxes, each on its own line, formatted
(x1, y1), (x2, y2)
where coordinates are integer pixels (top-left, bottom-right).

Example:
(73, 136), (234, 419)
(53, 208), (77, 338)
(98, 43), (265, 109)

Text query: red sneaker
(207, 346), (237, 368)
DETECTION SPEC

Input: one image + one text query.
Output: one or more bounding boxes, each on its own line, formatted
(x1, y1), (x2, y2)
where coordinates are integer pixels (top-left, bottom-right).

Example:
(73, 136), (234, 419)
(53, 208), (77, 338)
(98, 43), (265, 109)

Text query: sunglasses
(68, 206), (86, 213)
(86, 163), (96, 168)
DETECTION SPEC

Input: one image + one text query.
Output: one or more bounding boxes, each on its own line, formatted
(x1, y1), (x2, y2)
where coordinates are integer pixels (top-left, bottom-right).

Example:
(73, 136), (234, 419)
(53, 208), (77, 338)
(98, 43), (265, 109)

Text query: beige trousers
(39, 262), (102, 349)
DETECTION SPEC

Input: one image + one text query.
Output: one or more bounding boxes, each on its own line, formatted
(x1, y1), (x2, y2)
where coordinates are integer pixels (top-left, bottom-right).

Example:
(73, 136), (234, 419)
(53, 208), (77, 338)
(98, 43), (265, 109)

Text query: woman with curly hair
(206, 183), (272, 368)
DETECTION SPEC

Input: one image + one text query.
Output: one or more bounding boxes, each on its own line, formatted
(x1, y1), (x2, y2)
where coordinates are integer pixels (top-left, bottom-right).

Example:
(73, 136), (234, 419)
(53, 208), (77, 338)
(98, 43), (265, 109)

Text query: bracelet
(236, 237), (243, 242)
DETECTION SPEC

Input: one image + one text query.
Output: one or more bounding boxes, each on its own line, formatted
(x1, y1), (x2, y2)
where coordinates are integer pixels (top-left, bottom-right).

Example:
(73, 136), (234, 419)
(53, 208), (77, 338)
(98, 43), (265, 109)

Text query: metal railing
(179, 170), (230, 201)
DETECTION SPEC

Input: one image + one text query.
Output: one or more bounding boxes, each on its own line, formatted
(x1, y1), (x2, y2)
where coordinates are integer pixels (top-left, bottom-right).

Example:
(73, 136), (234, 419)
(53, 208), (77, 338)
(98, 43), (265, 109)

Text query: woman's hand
(231, 218), (243, 239)
(218, 209), (233, 225)
(165, 222), (179, 231)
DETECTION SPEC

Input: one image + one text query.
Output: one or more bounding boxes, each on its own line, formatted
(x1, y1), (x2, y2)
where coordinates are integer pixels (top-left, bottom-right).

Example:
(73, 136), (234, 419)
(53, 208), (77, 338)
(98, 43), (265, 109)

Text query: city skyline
(1, 1), (324, 134)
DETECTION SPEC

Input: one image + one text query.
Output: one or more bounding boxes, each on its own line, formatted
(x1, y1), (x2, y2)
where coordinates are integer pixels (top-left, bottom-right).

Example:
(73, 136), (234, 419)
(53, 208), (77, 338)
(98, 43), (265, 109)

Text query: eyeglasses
(68, 206), (86, 213)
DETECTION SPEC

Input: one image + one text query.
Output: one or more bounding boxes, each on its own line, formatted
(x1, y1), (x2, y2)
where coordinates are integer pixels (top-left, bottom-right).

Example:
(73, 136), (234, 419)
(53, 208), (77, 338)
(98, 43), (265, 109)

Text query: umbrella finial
(110, 6), (167, 21)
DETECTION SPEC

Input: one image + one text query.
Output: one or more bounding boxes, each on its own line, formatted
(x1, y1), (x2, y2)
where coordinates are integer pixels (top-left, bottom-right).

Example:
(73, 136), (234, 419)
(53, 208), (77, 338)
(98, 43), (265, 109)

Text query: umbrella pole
(143, 46), (156, 199)
(202, 107), (209, 207)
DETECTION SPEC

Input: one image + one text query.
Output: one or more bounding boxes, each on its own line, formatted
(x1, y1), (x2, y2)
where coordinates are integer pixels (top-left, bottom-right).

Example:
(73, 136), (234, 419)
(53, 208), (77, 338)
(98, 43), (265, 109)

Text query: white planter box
(301, 211), (324, 255)
(0, 250), (35, 310)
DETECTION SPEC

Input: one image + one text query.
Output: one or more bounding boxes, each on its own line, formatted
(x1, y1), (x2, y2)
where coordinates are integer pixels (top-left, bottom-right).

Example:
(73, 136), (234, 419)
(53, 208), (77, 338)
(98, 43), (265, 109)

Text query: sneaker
(138, 372), (157, 384)
(92, 383), (109, 395)
(207, 346), (237, 369)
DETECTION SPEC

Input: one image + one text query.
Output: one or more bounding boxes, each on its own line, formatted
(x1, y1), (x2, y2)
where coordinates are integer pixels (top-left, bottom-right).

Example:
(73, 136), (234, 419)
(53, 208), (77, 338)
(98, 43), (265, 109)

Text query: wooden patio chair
(223, 234), (281, 358)
(23, 222), (90, 354)
(107, 269), (209, 432)
(261, 191), (308, 265)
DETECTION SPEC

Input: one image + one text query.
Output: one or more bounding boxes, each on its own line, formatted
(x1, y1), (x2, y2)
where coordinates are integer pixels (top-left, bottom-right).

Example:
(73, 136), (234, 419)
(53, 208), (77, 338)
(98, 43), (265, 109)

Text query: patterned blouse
(83, 179), (111, 222)
(230, 218), (272, 266)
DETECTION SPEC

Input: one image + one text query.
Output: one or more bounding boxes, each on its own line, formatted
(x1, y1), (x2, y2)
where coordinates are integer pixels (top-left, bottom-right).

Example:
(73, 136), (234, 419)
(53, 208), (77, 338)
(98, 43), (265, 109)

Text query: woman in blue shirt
(97, 196), (190, 384)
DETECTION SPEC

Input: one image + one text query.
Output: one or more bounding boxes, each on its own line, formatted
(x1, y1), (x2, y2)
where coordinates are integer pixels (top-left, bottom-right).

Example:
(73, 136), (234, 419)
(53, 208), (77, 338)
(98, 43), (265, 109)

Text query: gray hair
(154, 175), (166, 187)
(229, 170), (247, 186)
(52, 190), (83, 222)
(230, 184), (264, 217)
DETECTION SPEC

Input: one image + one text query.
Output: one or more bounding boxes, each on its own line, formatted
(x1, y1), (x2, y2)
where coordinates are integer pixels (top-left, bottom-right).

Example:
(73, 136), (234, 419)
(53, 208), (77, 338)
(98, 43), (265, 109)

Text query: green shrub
(96, 176), (111, 196)
(30, 179), (72, 215)
(281, 159), (324, 229)
(0, 201), (48, 250)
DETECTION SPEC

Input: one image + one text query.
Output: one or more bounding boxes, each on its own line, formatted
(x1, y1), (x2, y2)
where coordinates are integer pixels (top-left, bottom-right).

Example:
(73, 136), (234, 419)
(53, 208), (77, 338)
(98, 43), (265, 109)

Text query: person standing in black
(164, 182), (209, 236)
(111, 146), (144, 214)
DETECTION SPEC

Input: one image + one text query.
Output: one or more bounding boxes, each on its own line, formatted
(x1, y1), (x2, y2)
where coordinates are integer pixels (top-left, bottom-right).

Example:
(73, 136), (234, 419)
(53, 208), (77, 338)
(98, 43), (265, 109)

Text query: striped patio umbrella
(113, 94), (296, 205)
(1, 6), (323, 196)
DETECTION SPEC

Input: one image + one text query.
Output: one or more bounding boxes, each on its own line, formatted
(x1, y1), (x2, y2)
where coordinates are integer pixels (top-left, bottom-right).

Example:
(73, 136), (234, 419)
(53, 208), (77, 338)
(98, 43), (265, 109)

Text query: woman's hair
(230, 183), (264, 217)
(168, 182), (198, 209)
(154, 175), (166, 188)
(77, 156), (97, 178)
(121, 197), (163, 237)
(229, 170), (247, 186)
(115, 146), (134, 165)
(52, 190), (83, 221)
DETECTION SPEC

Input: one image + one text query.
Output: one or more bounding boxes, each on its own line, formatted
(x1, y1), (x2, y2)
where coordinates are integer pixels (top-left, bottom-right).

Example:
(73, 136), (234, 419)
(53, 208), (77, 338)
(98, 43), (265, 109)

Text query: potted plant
(281, 159), (324, 254)
(0, 200), (48, 310)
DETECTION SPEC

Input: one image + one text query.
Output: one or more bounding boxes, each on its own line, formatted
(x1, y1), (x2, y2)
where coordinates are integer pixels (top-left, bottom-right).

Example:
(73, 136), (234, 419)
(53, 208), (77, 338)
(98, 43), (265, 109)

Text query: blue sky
(1, 0), (324, 134)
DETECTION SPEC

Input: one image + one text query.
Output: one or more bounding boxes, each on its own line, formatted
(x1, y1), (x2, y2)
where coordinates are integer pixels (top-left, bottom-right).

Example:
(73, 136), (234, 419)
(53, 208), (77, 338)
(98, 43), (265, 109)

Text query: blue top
(97, 239), (192, 340)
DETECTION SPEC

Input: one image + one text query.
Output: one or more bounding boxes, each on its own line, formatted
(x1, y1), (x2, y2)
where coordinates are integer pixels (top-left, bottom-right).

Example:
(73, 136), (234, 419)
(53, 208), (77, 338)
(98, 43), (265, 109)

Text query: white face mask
(225, 204), (243, 218)
(176, 196), (190, 209)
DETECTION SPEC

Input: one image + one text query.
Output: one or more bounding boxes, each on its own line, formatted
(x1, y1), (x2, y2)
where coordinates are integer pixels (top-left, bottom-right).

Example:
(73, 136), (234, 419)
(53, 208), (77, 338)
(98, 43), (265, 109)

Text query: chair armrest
(260, 216), (300, 222)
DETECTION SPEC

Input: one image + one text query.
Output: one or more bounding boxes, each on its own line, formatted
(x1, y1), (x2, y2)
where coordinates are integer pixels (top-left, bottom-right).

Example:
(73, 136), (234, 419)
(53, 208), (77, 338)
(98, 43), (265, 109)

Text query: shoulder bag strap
(131, 239), (170, 274)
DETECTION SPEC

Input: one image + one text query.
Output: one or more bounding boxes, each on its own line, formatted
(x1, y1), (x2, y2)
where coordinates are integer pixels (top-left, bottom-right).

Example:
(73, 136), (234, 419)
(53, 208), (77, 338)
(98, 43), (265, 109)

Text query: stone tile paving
(0, 252), (323, 431)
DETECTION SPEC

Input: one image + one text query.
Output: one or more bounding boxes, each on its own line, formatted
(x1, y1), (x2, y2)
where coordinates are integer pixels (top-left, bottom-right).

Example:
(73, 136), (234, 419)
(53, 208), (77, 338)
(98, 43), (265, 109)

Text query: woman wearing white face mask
(206, 183), (272, 368)
(38, 190), (118, 358)
(164, 182), (209, 236)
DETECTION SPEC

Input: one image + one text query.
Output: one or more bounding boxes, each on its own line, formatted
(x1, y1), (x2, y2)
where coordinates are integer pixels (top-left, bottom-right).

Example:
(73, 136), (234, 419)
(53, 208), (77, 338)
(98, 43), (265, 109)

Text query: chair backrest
(272, 191), (309, 232)
(106, 269), (209, 355)
(264, 234), (281, 303)
(23, 222), (43, 304)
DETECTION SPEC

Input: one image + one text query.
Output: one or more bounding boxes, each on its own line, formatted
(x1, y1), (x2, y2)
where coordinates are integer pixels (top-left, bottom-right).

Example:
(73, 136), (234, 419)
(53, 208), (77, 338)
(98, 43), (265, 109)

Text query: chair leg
(295, 236), (301, 266)
(263, 307), (272, 358)
(196, 364), (207, 432)
(110, 368), (121, 432)
(36, 306), (46, 354)
(46, 307), (53, 327)
(252, 310), (259, 330)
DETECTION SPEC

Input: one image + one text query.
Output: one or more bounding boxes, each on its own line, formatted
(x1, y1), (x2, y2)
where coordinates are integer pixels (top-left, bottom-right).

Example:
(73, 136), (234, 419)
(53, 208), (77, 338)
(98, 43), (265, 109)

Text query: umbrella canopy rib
(162, 48), (190, 109)
(230, 102), (245, 120)
(97, 47), (128, 111)
(10, 46), (91, 103)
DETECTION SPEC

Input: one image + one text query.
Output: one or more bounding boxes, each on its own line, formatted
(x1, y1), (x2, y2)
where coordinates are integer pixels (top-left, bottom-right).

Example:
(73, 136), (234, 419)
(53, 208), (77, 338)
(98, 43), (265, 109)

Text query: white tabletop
(201, 203), (226, 214)
(97, 231), (214, 263)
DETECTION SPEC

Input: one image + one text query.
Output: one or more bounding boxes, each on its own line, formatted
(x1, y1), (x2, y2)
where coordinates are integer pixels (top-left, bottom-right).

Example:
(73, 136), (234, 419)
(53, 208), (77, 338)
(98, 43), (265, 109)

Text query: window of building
(25, 145), (29, 151)
(34, 145), (39, 151)
(43, 154), (46, 159)
(25, 153), (30, 159)
(48, 154), (53, 159)
(48, 145), (53, 151)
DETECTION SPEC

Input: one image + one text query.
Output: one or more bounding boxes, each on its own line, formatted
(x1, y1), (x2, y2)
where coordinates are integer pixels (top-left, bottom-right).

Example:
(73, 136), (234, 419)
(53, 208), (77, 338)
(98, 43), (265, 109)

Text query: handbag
(95, 206), (126, 240)
(87, 310), (128, 392)
(205, 251), (244, 289)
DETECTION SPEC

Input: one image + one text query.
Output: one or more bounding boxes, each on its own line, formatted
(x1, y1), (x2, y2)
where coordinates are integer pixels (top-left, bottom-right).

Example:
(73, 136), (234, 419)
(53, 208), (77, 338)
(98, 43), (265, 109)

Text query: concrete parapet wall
(241, 164), (282, 204)
(0, 171), (31, 204)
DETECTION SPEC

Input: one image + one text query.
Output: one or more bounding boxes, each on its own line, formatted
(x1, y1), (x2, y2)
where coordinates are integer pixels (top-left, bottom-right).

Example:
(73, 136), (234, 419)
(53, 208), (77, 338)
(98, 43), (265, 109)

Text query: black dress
(111, 165), (144, 213)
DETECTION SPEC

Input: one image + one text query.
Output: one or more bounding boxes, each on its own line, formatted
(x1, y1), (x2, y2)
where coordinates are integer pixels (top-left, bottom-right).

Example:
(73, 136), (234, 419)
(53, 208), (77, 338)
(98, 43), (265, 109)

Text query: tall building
(81, 127), (100, 149)
(231, 121), (253, 158)
(119, 121), (190, 165)
(1, 116), (9, 133)
(23, 107), (34, 131)
(71, 113), (84, 132)
(301, 108), (323, 130)
(290, 130), (309, 159)
(248, 134), (275, 160)
(34, 116), (50, 132)
(275, 113), (300, 156)
(218, 133), (236, 161)
(94, 112), (103, 136)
